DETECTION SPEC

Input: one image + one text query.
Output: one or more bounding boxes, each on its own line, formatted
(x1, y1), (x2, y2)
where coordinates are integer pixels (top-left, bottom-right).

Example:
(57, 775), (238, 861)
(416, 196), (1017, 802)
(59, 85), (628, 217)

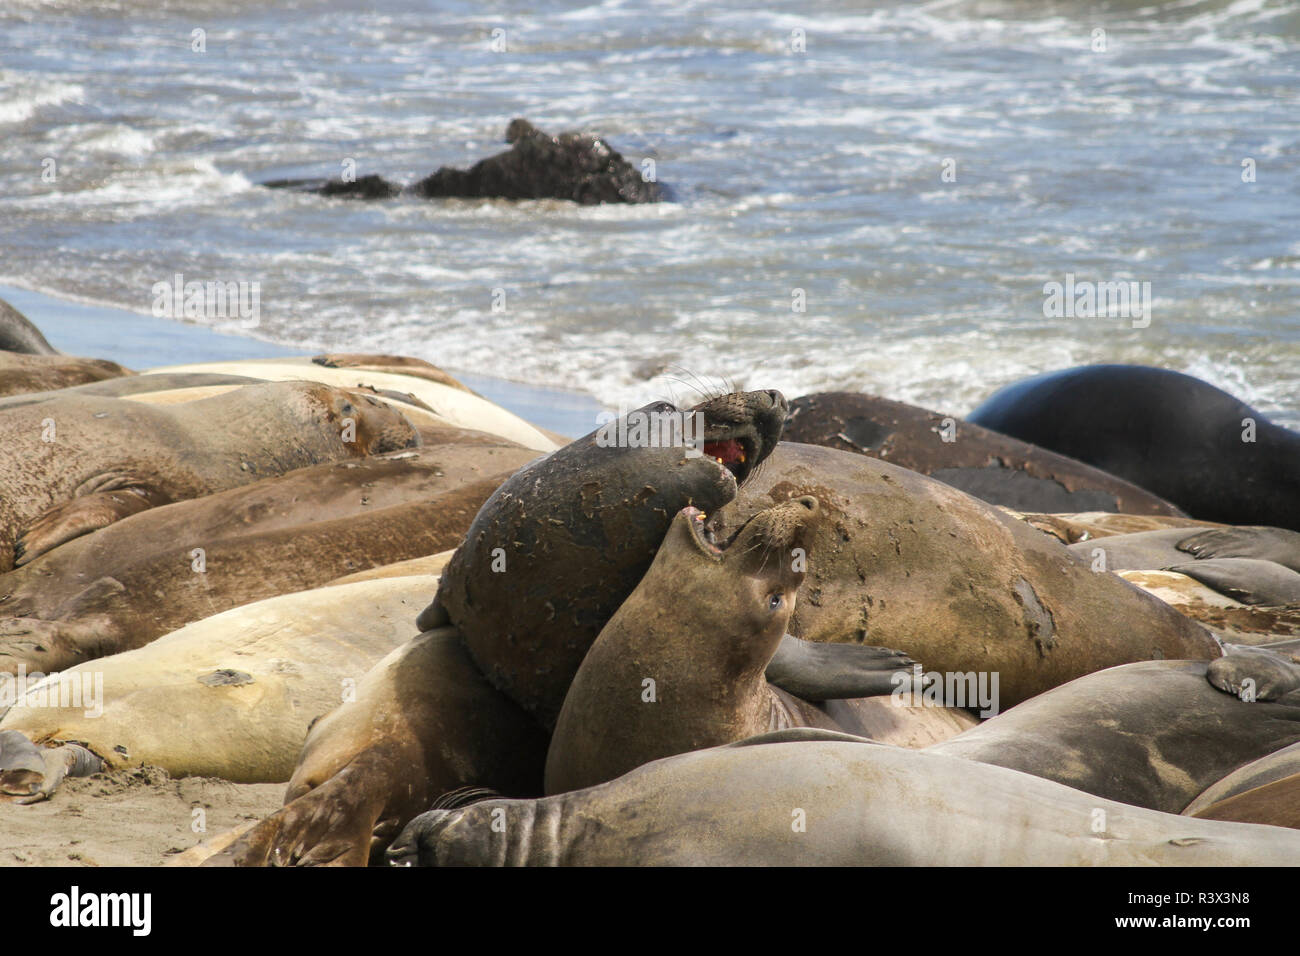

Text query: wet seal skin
(968, 364), (1300, 530)
(387, 730), (1300, 867)
(705, 442), (1221, 709)
(0, 380), (420, 572)
(784, 391), (1182, 515)
(546, 497), (925, 794)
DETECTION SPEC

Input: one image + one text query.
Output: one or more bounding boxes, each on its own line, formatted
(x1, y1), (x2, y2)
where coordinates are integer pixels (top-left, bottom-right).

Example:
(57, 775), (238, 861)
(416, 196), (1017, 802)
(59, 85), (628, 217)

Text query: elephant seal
(0, 297), (58, 355)
(1185, 740), (1300, 829)
(0, 371), (266, 411)
(312, 354), (474, 394)
(138, 358), (557, 451)
(0, 351), (134, 398)
(0, 381), (418, 570)
(704, 443), (1220, 707)
(1006, 510), (1217, 545)
(544, 499), (969, 794)
(264, 118), (663, 205)
(968, 365), (1300, 529)
(547, 498), (927, 794)
(784, 392), (1181, 515)
(0, 574), (441, 787)
(388, 731), (1300, 866)
(1113, 569), (1300, 644)
(0, 449), (534, 673)
(927, 646), (1300, 814)
(429, 391), (789, 729)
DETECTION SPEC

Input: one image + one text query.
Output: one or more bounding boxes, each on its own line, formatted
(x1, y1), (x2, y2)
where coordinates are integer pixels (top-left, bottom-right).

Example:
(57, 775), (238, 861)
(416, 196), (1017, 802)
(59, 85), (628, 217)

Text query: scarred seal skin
(387, 732), (1300, 867)
(967, 364), (1300, 529)
(432, 390), (788, 729)
(784, 391), (1182, 515)
(0, 381), (419, 572)
(705, 442), (1220, 708)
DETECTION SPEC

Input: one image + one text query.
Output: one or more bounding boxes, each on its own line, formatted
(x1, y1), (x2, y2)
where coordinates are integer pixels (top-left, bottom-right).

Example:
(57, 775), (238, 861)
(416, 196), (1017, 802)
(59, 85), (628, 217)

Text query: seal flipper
(15, 743), (103, 804)
(764, 634), (915, 700)
(1165, 557), (1300, 606)
(1207, 644), (1300, 702)
(16, 486), (171, 565)
(1178, 527), (1300, 574)
(415, 598), (449, 633)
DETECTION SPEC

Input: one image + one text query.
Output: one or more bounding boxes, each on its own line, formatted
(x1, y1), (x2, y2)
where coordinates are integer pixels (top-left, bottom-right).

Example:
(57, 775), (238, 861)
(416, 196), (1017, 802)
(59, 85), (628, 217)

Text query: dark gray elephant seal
(265, 118), (663, 205)
(0, 381), (419, 571)
(388, 731), (1300, 866)
(968, 365), (1300, 529)
(704, 443), (1220, 708)
(0, 297), (59, 355)
(784, 391), (1181, 515)
(928, 645), (1300, 814)
(546, 498), (919, 794)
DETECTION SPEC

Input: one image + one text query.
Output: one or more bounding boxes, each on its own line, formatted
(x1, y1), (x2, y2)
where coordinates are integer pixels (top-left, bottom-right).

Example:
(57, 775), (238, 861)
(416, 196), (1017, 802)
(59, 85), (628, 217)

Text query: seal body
(0, 297), (59, 355)
(785, 391), (1181, 515)
(436, 391), (788, 728)
(706, 443), (1219, 707)
(0, 381), (420, 571)
(0, 352), (133, 398)
(968, 365), (1300, 528)
(929, 654), (1300, 813)
(389, 733), (1300, 866)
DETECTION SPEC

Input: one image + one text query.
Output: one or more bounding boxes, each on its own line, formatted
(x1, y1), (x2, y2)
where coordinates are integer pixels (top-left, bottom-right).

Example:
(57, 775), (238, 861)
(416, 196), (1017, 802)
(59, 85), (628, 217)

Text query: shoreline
(0, 284), (606, 439)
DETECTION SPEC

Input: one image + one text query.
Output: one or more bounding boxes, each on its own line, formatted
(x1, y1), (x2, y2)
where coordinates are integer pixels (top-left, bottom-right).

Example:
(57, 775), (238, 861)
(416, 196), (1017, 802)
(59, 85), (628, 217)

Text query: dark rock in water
(264, 118), (663, 205)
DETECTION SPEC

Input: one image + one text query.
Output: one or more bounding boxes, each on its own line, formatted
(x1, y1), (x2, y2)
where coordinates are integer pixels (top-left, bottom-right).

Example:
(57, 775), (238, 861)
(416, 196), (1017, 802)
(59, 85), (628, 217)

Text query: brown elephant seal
(0, 444), (537, 673)
(388, 730), (1300, 866)
(0, 351), (134, 398)
(785, 392), (1181, 515)
(0, 297), (59, 355)
(546, 498), (947, 794)
(927, 645), (1300, 814)
(1007, 510), (1218, 544)
(311, 354), (474, 394)
(0, 381), (419, 571)
(0, 371), (266, 411)
(1185, 738), (1300, 829)
(704, 443), (1220, 708)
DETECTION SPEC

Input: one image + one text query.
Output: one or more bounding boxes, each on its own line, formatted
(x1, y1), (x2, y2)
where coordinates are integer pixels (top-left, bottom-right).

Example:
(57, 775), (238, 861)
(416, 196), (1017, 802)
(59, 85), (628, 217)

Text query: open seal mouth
(701, 432), (758, 483)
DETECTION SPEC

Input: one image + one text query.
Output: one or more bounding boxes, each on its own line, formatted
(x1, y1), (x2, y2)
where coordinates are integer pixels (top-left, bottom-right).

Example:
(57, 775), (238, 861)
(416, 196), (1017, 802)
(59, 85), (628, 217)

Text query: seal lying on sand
(928, 644), (1300, 814)
(264, 119), (663, 205)
(388, 731), (1300, 866)
(0, 352), (134, 399)
(968, 365), (1300, 529)
(1185, 738), (1300, 829)
(0, 571), (448, 789)
(784, 391), (1181, 515)
(705, 443), (1220, 707)
(0, 445), (537, 673)
(0, 381), (419, 571)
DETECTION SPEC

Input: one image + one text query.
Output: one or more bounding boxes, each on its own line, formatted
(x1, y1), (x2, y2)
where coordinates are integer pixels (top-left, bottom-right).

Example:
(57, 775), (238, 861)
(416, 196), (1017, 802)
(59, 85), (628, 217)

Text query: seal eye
(768, 592), (784, 612)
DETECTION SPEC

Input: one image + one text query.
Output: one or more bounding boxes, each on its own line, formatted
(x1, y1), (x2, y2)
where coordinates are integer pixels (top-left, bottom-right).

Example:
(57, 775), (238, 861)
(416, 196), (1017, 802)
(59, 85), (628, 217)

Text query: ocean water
(2, 0), (1298, 424)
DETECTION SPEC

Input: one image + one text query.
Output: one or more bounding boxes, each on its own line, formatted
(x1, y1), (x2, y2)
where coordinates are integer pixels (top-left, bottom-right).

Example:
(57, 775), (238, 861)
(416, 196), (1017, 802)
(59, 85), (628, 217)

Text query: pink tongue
(703, 439), (743, 463)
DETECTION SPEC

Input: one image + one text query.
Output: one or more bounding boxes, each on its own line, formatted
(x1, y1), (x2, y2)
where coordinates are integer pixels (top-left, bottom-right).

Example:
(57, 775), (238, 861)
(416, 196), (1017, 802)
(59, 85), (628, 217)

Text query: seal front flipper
(1178, 527), (1300, 574)
(764, 634), (915, 700)
(16, 486), (171, 566)
(1164, 557), (1300, 606)
(0, 732), (101, 803)
(1207, 644), (1300, 702)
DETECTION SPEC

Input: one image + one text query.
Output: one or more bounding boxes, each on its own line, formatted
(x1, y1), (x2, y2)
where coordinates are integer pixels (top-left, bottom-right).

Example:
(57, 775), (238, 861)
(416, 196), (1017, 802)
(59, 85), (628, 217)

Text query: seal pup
(927, 644), (1300, 814)
(546, 498), (926, 794)
(0, 381), (419, 570)
(784, 391), (1181, 515)
(705, 443), (1220, 707)
(388, 731), (1300, 866)
(968, 365), (1300, 529)
(263, 119), (663, 205)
